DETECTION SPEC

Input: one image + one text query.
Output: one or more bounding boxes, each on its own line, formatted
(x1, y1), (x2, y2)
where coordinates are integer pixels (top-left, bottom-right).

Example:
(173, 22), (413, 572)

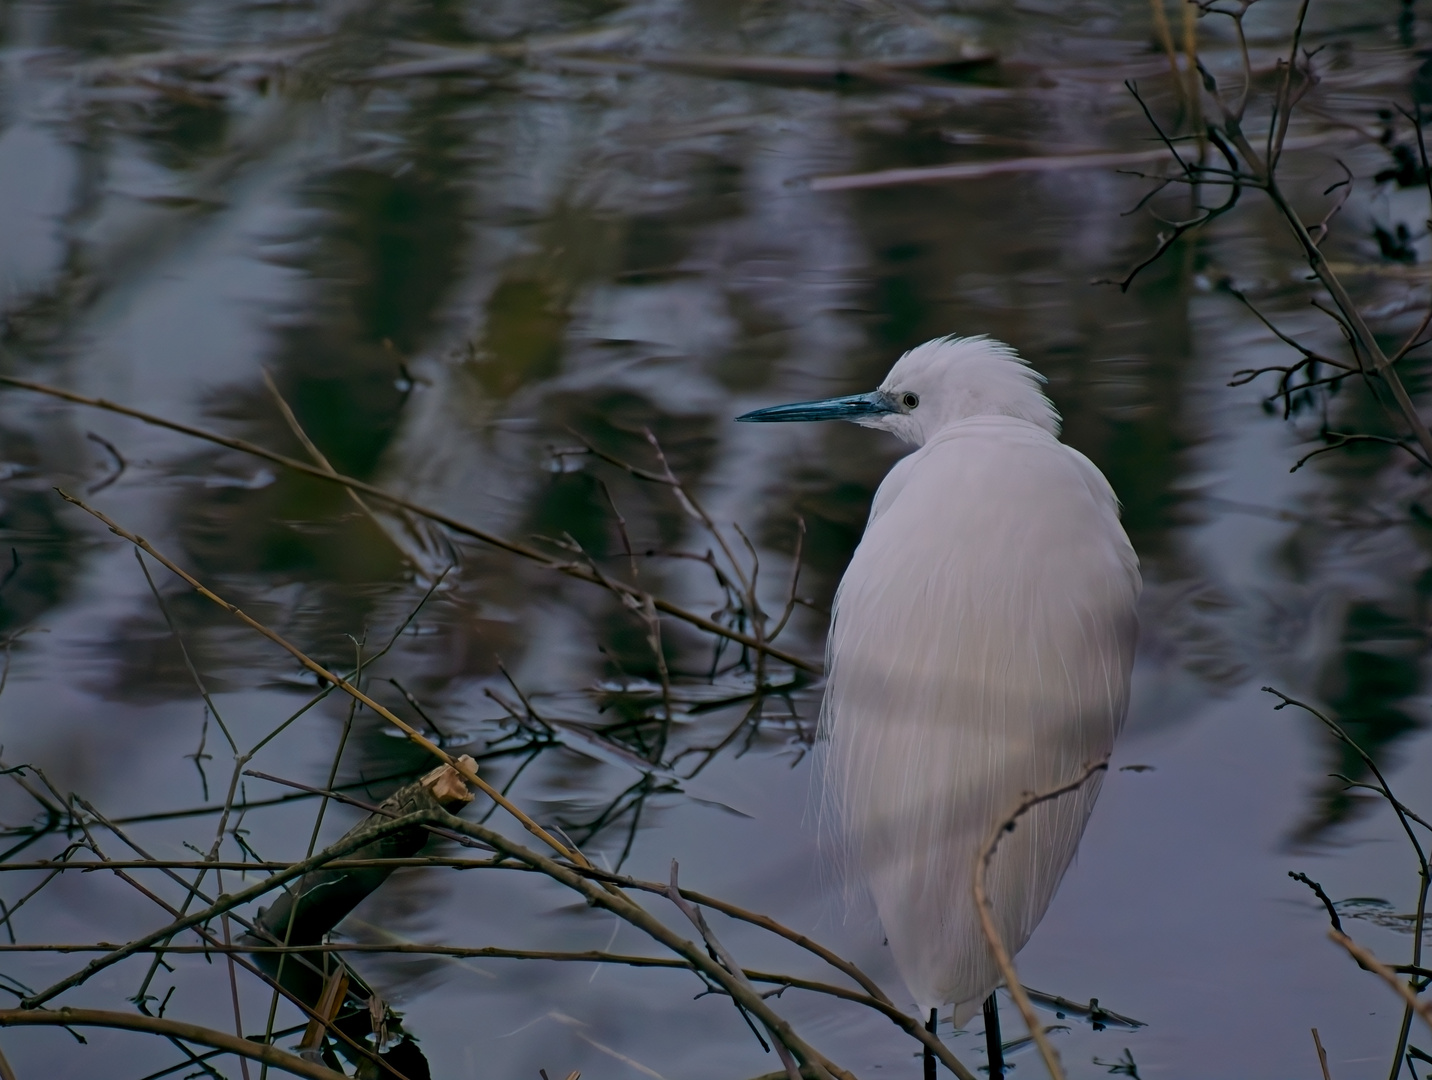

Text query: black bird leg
(983, 993), (1004, 1078)
(924, 1007), (937, 1080)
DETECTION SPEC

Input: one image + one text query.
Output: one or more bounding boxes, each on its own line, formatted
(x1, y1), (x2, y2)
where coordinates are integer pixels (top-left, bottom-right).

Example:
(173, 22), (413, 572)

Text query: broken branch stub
(243, 758), (476, 1007)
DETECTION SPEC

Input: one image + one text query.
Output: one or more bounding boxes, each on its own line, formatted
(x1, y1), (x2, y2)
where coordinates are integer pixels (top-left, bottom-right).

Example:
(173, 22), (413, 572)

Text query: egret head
(736, 335), (1060, 445)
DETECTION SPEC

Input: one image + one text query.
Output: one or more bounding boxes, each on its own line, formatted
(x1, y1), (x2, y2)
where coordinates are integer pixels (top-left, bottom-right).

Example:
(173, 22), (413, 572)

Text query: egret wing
(821, 417), (1139, 1017)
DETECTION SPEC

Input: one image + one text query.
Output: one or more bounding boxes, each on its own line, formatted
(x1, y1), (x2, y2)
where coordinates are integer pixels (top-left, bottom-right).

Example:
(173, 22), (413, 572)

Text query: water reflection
(0, 428), (80, 637)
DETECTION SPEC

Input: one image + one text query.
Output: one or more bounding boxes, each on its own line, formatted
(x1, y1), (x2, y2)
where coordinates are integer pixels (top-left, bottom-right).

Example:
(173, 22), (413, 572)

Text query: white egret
(738, 336), (1140, 1069)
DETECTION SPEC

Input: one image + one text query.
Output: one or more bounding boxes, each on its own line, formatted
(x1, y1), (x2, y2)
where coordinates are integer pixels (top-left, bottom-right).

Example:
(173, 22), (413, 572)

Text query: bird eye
(901, 392), (920, 410)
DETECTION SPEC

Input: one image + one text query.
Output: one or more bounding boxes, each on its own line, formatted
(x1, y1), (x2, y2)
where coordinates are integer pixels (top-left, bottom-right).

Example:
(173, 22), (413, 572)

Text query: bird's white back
(820, 344), (1139, 1022)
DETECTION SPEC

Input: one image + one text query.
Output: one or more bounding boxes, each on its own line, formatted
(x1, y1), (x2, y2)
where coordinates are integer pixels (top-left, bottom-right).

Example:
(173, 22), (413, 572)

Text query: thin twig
(260, 632), (366, 1076)
(1147, 0), (1183, 106)
(974, 761), (1110, 1080)
(0, 1008), (347, 1080)
(0, 857), (509, 872)
(1223, 286), (1352, 372)
(1289, 433), (1430, 474)
(1268, 0), (1313, 169)
(54, 490), (586, 869)
(1118, 0), (1432, 468)
(20, 808), (445, 1008)
(432, 809), (867, 1080)
(1289, 872), (1343, 933)
(1313, 1027), (1333, 1080)
(665, 860), (800, 1080)
(1329, 932), (1432, 1030)
(259, 367), (418, 563)
(1263, 690), (1428, 874)
(31, 798), (384, 1073)
(1267, 687), (1431, 1080)
(0, 376), (816, 672)
(134, 550), (238, 754)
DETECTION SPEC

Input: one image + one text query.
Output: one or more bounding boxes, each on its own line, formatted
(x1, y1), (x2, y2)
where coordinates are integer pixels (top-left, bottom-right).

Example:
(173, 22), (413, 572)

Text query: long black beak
(736, 391), (897, 423)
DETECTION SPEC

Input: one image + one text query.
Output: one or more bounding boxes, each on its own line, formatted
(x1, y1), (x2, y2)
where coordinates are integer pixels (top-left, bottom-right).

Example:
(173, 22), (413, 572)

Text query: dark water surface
(2, 1), (1431, 1077)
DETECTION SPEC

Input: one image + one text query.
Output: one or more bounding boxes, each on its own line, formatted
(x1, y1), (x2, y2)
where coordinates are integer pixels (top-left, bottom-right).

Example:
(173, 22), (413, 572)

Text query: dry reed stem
(0, 868), (978, 1071)
(521, 858), (980, 1069)
(1138, 0), (1432, 467)
(0, 774), (968, 1050)
(665, 860), (802, 1080)
(1267, 682), (1431, 1080)
(55, 489), (586, 869)
(37, 470), (972, 1077)
(297, 969), (349, 1056)
(1147, 0), (1182, 104)
(0, 1008), (348, 1080)
(0, 857), (506, 872)
(1330, 932), (1432, 1031)
(21, 808), (444, 1008)
(57, 794), (374, 1069)
(974, 761), (1110, 1080)
(1180, 0), (1199, 125)
(1312, 1027), (1332, 1080)
(425, 808), (866, 1080)
(0, 376), (816, 673)
(3, 503), (939, 1074)
(0, 939), (954, 1029)
(7, 802), (923, 1072)
(811, 148), (1172, 191)
(259, 367), (416, 562)
(0, 856), (943, 1028)
(643, 880), (895, 1008)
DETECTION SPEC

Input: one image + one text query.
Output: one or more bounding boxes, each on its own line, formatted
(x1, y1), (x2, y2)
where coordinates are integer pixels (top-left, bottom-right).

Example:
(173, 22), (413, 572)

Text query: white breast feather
(820, 416), (1140, 1021)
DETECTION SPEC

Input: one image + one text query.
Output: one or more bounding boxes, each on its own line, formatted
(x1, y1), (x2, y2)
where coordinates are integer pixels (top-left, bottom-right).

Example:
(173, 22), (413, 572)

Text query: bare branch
(1329, 933), (1432, 1031)
(666, 860), (801, 1080)
(1268, 0), (1314, 168)
(1289, 432), (1431, 473)
(974, 761), (1109, 1080)
(0, 1009), (347, 1080)
(54, 489), (587, 870)
(0, 376), (818, 673)
(1313, 1028), (1333, 1080)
